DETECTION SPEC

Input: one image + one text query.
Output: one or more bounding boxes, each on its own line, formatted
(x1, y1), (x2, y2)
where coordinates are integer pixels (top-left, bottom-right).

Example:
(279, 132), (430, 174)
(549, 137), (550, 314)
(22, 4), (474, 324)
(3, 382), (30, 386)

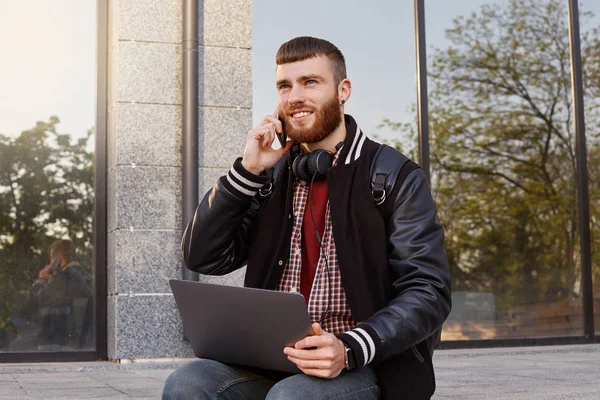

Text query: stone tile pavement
(433, 344), (600, 399)
(1, 344), (599, 399)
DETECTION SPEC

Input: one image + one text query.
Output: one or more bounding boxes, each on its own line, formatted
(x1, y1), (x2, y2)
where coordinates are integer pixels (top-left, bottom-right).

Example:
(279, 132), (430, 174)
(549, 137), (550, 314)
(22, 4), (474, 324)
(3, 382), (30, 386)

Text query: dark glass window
(426, 0), (585, 340)
(0, 1), (96, 353)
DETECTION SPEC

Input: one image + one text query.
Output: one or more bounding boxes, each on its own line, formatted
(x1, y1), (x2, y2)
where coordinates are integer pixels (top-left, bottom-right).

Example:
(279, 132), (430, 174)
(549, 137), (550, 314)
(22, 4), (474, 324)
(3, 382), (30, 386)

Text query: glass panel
(425, 0), (583, 340)
(252, 0), (417, 153)
(582, 0), (600, 334)
(0, 1), (96, 352)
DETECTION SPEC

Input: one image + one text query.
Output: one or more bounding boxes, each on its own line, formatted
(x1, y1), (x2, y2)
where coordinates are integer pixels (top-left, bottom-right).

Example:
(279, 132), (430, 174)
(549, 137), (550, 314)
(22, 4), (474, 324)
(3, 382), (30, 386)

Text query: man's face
(276, 56), (343, 144)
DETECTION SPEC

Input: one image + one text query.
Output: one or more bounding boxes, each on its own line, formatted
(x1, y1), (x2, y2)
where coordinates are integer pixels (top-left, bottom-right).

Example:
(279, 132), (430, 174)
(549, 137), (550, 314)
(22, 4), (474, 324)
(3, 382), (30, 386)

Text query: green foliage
(0, 117), (94, 345)
(384, 0), (600, 314)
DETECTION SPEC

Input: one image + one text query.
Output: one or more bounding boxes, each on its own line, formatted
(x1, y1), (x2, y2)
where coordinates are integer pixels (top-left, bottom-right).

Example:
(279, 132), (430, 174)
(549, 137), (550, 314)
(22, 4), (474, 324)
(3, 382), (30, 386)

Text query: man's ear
(338, 78), (352, 105)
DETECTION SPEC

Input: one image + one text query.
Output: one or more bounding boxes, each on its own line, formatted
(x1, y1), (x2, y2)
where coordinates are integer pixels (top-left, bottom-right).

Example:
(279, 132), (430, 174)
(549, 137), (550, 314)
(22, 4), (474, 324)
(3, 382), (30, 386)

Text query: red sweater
(300, 180), (328, 305)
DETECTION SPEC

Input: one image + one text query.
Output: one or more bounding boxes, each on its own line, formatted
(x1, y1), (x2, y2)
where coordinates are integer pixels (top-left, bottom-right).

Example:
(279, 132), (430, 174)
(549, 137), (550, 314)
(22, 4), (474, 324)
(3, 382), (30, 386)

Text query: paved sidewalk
(1, 344), (599, 399)
(433, 344), (600, 399)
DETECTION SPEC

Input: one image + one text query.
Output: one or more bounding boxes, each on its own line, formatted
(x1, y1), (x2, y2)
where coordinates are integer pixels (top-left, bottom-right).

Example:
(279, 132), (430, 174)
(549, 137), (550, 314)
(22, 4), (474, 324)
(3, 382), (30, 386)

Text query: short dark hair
(49, 239), (75, 262)
(276, 36), (347, 86)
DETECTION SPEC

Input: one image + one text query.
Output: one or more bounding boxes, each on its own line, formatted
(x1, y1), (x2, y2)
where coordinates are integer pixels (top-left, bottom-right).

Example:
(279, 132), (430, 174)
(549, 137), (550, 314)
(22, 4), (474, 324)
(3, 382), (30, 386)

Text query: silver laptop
(169, 279), (313, 373)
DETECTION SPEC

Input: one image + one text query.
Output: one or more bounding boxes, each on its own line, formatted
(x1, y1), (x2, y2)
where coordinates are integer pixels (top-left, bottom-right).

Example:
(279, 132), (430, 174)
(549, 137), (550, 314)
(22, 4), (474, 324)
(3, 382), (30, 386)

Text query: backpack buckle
(373, 173), (387, 205)
(372, 189), (386, 205)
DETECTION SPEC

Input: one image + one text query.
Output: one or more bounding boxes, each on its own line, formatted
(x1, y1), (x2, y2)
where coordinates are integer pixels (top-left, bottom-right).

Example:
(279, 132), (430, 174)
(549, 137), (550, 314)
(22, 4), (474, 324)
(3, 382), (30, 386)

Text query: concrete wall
(106, 0), (251, 360)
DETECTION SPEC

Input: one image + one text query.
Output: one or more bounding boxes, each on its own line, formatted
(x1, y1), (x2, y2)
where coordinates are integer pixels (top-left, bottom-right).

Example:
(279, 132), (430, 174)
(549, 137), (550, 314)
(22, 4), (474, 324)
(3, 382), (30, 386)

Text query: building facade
(0, 0), (598, 363)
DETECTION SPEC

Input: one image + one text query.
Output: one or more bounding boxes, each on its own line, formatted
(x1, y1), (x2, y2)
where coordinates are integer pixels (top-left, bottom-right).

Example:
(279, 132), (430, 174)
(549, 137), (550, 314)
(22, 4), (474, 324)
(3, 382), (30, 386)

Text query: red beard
(280, 94), (343, 144)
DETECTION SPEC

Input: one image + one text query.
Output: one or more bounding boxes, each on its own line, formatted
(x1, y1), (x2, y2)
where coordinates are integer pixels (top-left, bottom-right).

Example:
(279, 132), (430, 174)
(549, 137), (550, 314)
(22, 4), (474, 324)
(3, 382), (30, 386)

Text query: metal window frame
(94, 0), (109, 361)
(0, 0), (108, 363)
(414, 0), (430, 181)
(414, 0), (596, 348)
(567, 0), (595, 340)
(439, 336), (591, 350)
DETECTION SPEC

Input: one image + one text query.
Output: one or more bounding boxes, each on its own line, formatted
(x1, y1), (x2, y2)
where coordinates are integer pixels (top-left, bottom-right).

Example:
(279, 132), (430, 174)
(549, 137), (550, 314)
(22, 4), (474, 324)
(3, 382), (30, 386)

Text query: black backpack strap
(370, 145), (420, 218)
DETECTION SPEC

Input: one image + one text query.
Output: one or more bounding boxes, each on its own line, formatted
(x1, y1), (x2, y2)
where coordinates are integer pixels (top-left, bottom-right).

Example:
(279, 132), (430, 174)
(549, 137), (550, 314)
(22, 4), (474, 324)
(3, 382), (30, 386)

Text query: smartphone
(275, 113), (287, 148)
(49, 256), (61, 275)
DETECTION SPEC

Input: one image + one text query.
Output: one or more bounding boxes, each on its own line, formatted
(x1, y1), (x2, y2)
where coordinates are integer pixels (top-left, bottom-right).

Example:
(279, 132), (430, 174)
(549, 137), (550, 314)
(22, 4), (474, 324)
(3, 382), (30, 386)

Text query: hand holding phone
(242, 110), (292, 175)
(39, 257), (60, 281)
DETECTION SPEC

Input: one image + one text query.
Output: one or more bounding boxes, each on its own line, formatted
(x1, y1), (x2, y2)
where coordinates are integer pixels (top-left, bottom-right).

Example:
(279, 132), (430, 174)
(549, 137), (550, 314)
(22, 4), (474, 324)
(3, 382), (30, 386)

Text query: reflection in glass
(9, 240), (93, 351)
(0, 119), (95, 352)
(412, 0), (590, 339)
(0, 0), (96, 353)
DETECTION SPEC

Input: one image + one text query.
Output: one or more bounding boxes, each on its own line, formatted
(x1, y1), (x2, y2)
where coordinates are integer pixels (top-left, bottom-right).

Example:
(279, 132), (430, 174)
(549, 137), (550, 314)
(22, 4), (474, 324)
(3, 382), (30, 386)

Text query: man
(11, 239), (93, 350)
(164, 36), (451, 400)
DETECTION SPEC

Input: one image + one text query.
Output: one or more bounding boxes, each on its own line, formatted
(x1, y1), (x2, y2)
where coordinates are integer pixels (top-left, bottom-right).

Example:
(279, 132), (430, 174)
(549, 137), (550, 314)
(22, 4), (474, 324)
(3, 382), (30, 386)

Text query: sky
(0, 1), (599, 144)
(0, 0), (96, 139)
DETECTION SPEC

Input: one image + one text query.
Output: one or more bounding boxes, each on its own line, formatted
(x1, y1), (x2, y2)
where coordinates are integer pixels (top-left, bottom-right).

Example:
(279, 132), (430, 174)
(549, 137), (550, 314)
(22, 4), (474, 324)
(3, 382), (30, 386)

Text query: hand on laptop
(283, 323), (346, 379)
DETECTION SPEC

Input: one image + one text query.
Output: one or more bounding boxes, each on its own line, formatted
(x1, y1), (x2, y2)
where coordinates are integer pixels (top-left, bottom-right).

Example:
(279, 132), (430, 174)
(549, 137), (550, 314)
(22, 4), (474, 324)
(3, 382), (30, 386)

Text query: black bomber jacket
(181, 115), (452, 400)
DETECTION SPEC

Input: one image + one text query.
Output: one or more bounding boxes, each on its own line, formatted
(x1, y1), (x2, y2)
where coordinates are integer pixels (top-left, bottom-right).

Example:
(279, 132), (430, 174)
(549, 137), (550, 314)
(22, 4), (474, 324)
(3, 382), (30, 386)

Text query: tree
(383, 0), (600, 321)
(0, 117), (94, 347)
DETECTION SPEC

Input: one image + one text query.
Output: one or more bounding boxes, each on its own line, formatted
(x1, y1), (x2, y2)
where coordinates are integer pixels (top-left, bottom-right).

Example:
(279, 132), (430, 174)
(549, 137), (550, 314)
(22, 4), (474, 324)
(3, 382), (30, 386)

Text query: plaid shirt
(276, 152), (356, 334)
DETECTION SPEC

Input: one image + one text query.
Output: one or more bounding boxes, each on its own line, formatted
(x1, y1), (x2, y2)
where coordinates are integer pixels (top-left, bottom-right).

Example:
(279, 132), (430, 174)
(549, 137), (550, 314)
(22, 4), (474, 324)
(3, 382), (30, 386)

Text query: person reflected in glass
(10, 239), (93, 351)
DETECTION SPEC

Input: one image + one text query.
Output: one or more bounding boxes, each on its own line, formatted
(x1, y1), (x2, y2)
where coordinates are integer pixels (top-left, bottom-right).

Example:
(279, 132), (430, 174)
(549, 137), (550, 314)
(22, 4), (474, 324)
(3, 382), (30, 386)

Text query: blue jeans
(162, 359), (379, 400)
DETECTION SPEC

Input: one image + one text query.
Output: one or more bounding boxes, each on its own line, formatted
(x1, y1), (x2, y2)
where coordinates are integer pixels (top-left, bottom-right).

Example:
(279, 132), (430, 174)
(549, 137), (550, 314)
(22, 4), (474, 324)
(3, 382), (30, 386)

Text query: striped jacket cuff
(336, 323), (382, 369)
(220, 158), (270, 199)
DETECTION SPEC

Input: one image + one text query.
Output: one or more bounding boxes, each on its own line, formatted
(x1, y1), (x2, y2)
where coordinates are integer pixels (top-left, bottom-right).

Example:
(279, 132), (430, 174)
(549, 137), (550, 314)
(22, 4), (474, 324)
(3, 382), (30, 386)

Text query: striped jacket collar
(338, 114), (367, 165)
